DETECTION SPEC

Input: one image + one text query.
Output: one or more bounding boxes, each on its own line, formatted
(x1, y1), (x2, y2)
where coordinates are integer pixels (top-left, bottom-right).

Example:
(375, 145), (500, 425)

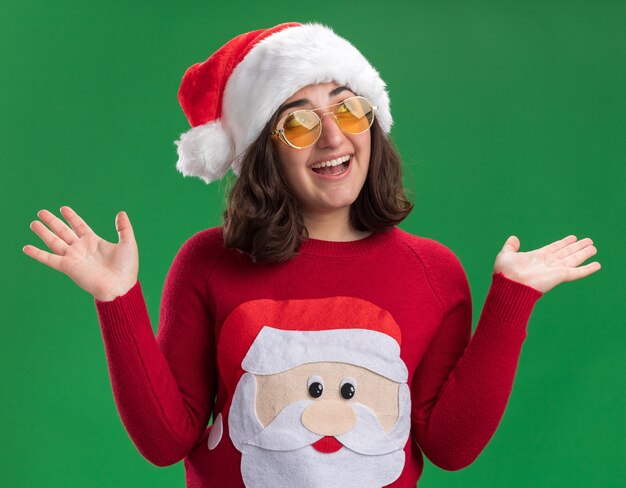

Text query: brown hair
(222, 112), (413, 263)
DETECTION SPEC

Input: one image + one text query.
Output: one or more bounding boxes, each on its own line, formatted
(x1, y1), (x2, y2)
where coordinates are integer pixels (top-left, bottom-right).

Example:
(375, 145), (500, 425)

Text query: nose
(301, 400), (356, 436)
(316, 113), (345, 148)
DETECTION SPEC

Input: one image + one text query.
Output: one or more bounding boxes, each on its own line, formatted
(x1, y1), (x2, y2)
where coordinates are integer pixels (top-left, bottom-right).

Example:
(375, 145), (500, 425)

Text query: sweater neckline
(298, 226), (398, 257)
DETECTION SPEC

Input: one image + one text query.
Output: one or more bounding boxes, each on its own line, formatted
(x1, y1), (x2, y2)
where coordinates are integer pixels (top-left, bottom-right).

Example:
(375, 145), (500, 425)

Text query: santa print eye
(340, 378), (356, 399)
(307, 375), (324, 398)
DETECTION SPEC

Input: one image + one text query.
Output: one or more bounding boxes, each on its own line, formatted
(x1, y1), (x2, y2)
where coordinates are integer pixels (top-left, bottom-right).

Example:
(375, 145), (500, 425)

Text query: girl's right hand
(23, 206), (139, 302)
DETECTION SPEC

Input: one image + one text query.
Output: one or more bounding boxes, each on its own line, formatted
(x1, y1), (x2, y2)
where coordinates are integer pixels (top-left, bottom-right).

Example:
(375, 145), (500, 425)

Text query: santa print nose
(311, 435), (343, 453)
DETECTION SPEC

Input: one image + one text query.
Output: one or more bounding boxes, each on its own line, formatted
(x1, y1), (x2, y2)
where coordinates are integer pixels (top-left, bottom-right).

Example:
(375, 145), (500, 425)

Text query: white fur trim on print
(224, 22), (392, 176)
(242, 327), (408, 383)
(175, 120), (234, 184)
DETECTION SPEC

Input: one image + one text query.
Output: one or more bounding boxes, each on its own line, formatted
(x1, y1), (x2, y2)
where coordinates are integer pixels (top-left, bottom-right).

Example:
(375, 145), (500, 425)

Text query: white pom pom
(175, 121), (234, 184)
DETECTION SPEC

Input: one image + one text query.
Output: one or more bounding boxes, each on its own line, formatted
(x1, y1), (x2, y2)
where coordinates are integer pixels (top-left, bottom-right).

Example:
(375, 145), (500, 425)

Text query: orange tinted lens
(282, 111), (320, 147)
(336, 97), (374, 134)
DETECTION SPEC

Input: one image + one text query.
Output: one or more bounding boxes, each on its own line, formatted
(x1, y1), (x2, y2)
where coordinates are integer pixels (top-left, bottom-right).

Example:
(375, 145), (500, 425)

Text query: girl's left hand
(493, 235), (601, 294)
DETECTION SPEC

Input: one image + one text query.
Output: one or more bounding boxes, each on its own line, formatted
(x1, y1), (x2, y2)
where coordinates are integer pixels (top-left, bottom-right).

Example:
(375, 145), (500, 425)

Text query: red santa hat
(175, 22), (392, 184)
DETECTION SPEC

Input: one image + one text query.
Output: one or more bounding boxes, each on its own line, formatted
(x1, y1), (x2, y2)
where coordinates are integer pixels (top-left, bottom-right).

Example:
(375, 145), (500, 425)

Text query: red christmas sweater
(94, 226), (543, 487)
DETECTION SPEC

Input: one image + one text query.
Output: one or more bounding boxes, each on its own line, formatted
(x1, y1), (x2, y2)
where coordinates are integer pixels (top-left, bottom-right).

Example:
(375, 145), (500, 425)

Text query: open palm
(23, 206), (138, 301)
(494, 235), (600, 294)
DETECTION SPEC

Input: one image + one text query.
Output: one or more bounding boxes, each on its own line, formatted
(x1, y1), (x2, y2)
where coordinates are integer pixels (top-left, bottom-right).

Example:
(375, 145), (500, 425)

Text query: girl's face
(272, 82), (371, 221)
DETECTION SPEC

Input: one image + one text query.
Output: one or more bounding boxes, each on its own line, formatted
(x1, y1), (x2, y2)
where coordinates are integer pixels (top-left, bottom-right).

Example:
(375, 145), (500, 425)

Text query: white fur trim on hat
(241, 326), (408, 383)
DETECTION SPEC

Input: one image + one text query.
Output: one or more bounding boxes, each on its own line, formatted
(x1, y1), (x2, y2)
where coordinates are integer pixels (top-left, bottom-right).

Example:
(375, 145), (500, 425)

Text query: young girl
(23, 22), (600, 488)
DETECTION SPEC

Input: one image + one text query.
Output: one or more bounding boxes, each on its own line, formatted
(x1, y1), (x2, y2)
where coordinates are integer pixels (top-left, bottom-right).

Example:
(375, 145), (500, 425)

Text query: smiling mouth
(310, 156), (351, 176)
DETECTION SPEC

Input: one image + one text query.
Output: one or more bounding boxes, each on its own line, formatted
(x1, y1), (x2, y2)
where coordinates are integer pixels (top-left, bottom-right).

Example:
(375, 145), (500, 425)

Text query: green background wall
(2, 1), (624, 486)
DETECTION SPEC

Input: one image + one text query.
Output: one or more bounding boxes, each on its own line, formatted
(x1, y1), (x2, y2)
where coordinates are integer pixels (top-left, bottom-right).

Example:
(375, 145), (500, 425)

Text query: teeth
(311, 154), (351, 169)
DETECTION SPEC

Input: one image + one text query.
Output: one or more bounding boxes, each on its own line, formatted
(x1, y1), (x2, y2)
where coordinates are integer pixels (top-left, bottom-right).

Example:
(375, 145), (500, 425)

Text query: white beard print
(228, 372), (411, 488)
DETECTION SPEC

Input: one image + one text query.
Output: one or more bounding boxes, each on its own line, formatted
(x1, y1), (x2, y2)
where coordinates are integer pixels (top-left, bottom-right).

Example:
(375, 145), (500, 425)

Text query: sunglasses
(271, 96), (377, 149)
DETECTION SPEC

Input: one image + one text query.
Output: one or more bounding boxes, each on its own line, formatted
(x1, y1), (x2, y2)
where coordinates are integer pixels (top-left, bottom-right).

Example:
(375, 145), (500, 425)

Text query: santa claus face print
(215, 297), (411, 488)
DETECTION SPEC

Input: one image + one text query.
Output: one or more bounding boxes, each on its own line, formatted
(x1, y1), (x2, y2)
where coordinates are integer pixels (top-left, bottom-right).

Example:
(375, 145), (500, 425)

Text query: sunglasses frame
(271, 95), (377, 149)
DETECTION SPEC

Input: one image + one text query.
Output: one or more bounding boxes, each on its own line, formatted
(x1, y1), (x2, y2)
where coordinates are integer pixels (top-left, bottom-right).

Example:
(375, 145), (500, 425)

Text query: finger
(60, 206), (93, 237)
(37, 209), (79, 245)
(29, 220), (69, 255)
(555, 237), (594, 259)
(501, 235), (520, 253)
(540, 235), (577, 254)
(561, 244), (598, 268)
(562, 261), (601, 282)
(115, 211), (135, 244)
(22, 244), (65, 272)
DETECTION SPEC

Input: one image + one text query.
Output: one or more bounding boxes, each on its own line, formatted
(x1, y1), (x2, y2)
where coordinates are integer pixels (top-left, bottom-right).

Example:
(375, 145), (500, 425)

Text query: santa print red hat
(175, 22), (392, 184)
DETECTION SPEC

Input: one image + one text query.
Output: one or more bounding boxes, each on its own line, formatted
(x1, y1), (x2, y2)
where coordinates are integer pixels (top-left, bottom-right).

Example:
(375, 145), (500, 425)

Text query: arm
(95, 231), (220, 466)
(410, 232), (600, 470)
(24, 207), (220, 466)
(412, 262), (541, 470)
(410, 243), (542, 471)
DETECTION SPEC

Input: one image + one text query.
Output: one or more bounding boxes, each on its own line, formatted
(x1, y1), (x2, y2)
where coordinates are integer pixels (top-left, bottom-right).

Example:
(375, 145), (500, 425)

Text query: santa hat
(175, 22), (392, 184)
(217, 296), (408, 401)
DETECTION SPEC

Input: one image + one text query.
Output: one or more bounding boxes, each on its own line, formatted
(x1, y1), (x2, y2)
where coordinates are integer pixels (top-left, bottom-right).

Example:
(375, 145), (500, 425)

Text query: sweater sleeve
(94, 230), (220, 467)
(410, 241), (543, 471)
